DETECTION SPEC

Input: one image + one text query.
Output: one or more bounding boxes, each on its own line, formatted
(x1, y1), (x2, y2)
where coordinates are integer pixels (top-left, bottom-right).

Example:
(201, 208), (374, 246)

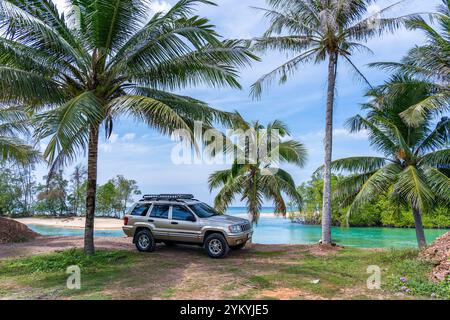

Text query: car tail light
(124, 216), (129, 226)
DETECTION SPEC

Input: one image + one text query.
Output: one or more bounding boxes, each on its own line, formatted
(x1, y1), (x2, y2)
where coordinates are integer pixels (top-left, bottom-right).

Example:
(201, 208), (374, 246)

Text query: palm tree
(0, 106), (39, 164)
(0, 0), (257, 254)
(329, 76), (450, 248)
(250, 0), (410, 244)
(208, 120), (307, 223)
(371, 0), (450, 126)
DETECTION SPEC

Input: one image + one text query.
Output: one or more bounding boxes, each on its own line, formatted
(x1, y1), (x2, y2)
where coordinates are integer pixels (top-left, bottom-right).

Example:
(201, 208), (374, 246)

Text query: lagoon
(27, 207), (449, 249)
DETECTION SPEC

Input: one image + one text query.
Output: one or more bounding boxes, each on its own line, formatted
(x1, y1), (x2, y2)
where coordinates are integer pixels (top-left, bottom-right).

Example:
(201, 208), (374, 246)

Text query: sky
(37, 0), (442, 205)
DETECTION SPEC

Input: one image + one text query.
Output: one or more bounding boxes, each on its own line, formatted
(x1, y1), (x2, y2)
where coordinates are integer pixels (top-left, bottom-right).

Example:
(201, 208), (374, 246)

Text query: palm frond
(0, 135), (40, 164)
(394, 166), (434, 212)
(250, 48), (318, 98)
(415, 116), (450, 155)
(419, 149), (450, 167)
(34, 91), (104, 170)
(0, 66), (64, 104)
(424, 167), (450, 204)
(400, 92), (450, 127)
(323, 156), (389, 174)
(346, 163), (402, 221)
(274, 140), (308, 167)
(109, 95), (194, 140)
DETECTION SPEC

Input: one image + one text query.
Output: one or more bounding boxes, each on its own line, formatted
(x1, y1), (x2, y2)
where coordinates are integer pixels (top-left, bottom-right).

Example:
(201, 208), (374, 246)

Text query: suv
(122, 194), (253, 258)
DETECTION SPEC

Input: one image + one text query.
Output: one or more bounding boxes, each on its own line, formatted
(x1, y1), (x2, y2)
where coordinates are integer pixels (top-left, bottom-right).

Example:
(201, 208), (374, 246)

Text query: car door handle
(171, 221), (178, 225)
(148, 219), (154, 222)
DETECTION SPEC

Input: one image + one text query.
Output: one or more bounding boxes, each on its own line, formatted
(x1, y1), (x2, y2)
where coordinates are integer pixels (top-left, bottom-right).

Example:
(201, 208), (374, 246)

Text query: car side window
(150, 204), (169, 219)
(172, 205), (196, 222)
(130, 204), (150, 216)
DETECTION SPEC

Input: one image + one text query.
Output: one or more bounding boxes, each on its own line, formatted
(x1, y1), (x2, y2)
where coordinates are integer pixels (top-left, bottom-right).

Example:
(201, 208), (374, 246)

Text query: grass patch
(377, 249), (450, 299)
(0, 249), (136, 299)
(160, 288), (177, 299)
(252, 251), (286, 257)
(247, 275), (273, 289)
(0, 249), (132, 274)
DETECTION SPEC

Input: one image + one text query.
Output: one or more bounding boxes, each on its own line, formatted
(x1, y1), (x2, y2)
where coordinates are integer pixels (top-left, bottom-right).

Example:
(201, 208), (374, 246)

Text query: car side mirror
(187, 215), (196, 222)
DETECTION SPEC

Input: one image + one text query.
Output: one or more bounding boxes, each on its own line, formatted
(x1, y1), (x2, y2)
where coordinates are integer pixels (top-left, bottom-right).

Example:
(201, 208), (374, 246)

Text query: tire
(163, 241), (176, 247)
(230, 243), (246, 250)
(204, 233), (229, 258)
(135, 229), (156, 252)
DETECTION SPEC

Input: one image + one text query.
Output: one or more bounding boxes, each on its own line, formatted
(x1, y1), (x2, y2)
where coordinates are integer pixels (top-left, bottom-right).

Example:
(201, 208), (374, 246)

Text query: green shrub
(0, 249), (131, 275)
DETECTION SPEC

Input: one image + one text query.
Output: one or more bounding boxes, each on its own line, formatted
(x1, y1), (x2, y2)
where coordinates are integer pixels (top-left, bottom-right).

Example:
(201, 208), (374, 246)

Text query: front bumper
(226, 230), (253, 246)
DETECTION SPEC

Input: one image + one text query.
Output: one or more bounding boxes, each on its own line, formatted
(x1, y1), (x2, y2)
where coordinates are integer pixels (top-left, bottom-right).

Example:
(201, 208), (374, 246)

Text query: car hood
(203, 214), (250, 225)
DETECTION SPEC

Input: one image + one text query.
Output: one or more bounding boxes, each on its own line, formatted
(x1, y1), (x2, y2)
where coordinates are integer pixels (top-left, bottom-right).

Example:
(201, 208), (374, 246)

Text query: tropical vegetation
(209, 120), (307, 223)
(250, 0), (410, 244)
(0, 0), (257, 254)
(0, 162), (141, 218)
(293, 173), (450, 229)
(329, 76), (450, 248)
(371, 0), (450, 126)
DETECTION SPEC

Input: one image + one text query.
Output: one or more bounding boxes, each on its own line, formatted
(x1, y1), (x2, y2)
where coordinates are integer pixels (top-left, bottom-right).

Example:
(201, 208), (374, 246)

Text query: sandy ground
(0, 236), (132, 259)
(0, 236), (337, 260)
(13, 217), (123, 230)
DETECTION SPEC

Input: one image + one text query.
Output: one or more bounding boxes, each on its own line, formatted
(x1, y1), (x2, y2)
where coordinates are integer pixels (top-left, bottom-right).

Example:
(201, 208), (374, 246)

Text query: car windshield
(188, 203), (220, 218)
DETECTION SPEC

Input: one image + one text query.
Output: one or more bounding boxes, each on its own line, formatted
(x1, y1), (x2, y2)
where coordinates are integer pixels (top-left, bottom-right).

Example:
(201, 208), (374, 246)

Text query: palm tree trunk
(412, 204), (427, 249)
(84, 125), (99, 255)
(321, 52), (338, 245)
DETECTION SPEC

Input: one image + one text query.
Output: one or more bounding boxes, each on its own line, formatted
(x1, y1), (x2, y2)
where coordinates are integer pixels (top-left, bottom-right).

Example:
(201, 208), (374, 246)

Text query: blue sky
(38, 0), (442, 205)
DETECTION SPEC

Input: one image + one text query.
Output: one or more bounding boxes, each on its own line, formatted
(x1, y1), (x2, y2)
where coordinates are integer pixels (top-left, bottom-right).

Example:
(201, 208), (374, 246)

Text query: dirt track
(0, 235), (340, 259)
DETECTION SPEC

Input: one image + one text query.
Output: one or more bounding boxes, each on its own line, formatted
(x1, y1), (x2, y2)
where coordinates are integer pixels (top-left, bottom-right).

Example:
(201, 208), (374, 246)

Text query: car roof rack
(140, 194), (195, 202)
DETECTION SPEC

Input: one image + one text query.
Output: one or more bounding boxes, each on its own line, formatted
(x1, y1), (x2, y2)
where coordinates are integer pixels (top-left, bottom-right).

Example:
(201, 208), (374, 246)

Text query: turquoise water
(27, 207), (449, 248)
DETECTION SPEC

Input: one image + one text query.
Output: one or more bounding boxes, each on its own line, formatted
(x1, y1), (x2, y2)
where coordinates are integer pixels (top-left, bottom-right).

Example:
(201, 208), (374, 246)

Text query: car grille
(240, 223), (252, 232)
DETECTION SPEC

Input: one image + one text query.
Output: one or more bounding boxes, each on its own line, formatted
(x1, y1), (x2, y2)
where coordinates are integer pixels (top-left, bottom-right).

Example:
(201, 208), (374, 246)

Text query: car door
(168, 204), (202, 243)
(148, 203), (172, 240)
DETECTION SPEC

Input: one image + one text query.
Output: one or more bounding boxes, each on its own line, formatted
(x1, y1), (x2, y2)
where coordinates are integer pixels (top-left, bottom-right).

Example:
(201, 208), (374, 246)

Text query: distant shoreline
(14, 213), (286, 230)
(14, 217), (123, 230)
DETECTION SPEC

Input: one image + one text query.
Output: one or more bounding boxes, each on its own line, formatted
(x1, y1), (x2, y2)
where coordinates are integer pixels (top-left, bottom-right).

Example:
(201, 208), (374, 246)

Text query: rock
(419, 232), (450, 282)
(310, 279), (320, 284)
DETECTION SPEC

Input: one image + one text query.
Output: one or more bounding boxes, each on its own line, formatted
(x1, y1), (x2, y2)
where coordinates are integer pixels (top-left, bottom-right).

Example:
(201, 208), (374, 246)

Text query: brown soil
(0, 217), (39, 244)
(420, 231), (450, 282)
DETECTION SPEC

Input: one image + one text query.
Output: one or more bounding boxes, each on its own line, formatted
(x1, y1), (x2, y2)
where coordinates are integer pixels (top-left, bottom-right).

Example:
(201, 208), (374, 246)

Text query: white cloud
(333, 128), (369, 140)
(108, 133), (119, 143)
(99, 144), (112, 153)
(149, 0), (172, 14)
(122, 133), (136, 142)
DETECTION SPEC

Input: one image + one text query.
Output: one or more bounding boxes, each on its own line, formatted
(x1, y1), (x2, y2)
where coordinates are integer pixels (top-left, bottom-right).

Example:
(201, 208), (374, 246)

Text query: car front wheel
(135, 229), (156, 252)
(204, 233), (229, 258)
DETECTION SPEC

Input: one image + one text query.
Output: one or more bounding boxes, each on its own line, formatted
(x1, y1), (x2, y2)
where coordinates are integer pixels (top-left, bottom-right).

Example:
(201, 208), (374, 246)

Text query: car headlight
(228, 224), (241, 233)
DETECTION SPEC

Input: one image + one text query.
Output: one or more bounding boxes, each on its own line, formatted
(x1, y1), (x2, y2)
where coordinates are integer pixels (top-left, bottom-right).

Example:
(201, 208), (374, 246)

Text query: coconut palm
(370, 0), (450, 126)
(0, 106), (39, 164)
(250, 0), (410, 244)
(0, 0), (257, 254)
(208, 120), (307, 223)
(329, 76), (450, 248)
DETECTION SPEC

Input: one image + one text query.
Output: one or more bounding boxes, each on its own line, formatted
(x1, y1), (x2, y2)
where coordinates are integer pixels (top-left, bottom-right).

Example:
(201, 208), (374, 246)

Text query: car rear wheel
(135, 229), (156, 252)
(204, 233), (229, 258)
